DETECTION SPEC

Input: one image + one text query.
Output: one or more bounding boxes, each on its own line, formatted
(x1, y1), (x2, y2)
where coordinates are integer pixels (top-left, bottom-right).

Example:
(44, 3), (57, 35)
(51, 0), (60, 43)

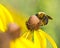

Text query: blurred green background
(0, 0), (60, 48)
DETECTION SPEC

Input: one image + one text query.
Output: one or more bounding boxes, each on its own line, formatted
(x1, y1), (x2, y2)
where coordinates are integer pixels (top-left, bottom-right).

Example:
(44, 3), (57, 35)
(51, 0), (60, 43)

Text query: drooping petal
(0, 4), (28, 32)
(0, 4), (14, 23)
(21, 32), (28, 38)
(34, 30), (41, 48)
(38, 30), (47, 48)
(0, 7), (6, 29)
(0, 4), (14, 31)
(39, 29), (57, 48)
(10, 40), (26, 48)
(0, 19), (5, 31)
(19, 37), (34, 48)
(26, 32), (33, 41)
(21, 30), (33, 41)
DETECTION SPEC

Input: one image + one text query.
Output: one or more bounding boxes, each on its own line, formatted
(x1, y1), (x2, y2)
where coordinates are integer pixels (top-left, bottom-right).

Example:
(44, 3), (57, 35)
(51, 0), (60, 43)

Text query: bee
(35, 12), (53, 26)
(26, 12), (53, 31)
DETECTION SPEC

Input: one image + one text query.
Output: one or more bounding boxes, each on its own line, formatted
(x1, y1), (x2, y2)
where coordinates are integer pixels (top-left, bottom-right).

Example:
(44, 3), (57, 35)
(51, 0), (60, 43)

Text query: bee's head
(36, 12), (46, 19)
(36, 12), (53, 20)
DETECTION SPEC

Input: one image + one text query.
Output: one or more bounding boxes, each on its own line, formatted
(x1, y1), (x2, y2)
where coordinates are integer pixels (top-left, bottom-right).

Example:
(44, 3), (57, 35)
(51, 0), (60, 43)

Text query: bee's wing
(40, 16), (48, 26)
(47, 15), (53, 20)
(42, 16), (48, 25)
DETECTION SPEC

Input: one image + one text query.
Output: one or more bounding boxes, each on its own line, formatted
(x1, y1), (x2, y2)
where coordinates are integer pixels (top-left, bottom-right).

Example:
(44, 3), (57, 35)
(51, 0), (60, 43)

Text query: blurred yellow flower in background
(0, 4), (58, 48)
(0, 4), (34, 48)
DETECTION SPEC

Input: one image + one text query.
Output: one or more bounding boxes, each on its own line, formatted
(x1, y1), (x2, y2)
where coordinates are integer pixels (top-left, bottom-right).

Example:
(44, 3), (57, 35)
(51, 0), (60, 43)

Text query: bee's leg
(26, 21), (34, 31)
(36, 20), (42, 26)
(26, 21), (31, 30)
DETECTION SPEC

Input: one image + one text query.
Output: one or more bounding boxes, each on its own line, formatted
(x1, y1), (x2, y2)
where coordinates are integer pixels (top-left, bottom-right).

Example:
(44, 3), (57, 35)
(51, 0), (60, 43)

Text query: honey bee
(35, 12), (53, 26)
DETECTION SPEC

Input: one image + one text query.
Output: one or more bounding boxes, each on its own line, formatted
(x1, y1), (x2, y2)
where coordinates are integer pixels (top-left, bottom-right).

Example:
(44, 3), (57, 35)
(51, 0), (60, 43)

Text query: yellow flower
(0, 4), (58, 48)
(0, 4), (34, 48)
(23, 29), (57, 48)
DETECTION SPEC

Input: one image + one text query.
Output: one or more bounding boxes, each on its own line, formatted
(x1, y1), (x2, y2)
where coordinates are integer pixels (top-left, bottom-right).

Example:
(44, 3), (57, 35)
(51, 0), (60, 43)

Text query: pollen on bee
(26, 15), (40, 31)
(38, 12), (46, 15)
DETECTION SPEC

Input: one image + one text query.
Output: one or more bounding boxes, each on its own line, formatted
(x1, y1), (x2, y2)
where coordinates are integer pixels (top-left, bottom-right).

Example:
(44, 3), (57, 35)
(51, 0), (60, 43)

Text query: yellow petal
(21, 32), (28, 38)
(25, 32), (30, 39)
(0, 4), (28, 32)
(21, 30), (33, 41)
(20, 37), (34, 48)
(0, 7), (7, 30)
(15, 39), (27, 48)
(10, 38), (28, 48)
(26, 32), (33, 41)
(11, 37), (34, 48)
(12, 14), (27, 32)
(0, 19), (4, 31)
(39, 29), (57, 48)
(38, 30), (47, 48)
(10, 41), (15, 48)
(34, 31), (41, 48)
(0, 4), (14, 23)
